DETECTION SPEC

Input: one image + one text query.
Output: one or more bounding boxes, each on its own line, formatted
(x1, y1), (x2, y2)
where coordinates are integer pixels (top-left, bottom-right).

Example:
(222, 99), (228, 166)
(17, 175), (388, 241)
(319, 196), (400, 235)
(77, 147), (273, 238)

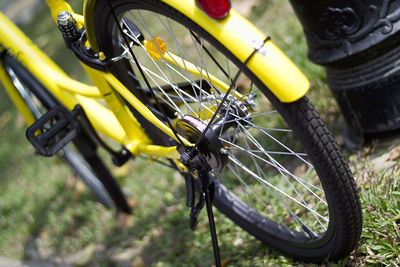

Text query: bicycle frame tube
(45, 0), (84, 26)
(0, 51), (35, 126)
(0, 11), (183, 159)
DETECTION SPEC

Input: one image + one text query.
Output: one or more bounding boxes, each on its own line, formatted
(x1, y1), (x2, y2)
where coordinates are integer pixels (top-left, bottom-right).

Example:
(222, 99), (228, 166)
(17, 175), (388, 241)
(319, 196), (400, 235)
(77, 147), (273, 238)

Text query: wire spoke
(227, 147), (307, 156)
(220, 138), (324, 194)
(224, 121), (328, 230)
(227, 155), (328, 223)
(117, 8), (330, 235)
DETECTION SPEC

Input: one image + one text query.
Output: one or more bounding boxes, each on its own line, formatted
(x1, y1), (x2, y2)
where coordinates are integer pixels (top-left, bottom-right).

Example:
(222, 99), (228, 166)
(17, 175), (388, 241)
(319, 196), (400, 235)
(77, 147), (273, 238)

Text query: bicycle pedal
(26, 105), (81, 157)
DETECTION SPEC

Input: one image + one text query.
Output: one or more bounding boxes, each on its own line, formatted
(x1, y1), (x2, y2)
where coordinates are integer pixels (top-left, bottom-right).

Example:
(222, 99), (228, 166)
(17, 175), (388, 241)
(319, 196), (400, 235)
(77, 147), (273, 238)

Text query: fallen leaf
(128, 198), (138, 209)
(294, 164), (307, 177)
(39, 230), (48, 239)
(221, 258), (231, 267)
(393, 221), (400, 239)
(75, 180), (86, 193)
(131, 256), (145, 267)
(366, 246), (375, 257)
(386, 234), (395, 249)
(15, 113), (25, 129)
(233, 238), (243, 247)
(73, 180), (86, 200)
(66, 174), (79, 189)
(388, 145), (400, 161)
(284, 215), (294, 226)
(116, 212), (134, 228)
(0, 111), (11, 132)
(237, 76), (252, 93)
(76, 243), (96, 266)
(113, 164), (131, 179)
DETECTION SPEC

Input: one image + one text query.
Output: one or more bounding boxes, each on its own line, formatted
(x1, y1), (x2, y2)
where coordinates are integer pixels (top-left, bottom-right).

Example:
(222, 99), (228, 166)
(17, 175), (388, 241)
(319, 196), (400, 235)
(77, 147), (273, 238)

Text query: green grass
(0, 0), (399, 266)
(359, 169), (400, 265)
(349, 162), (400, 266)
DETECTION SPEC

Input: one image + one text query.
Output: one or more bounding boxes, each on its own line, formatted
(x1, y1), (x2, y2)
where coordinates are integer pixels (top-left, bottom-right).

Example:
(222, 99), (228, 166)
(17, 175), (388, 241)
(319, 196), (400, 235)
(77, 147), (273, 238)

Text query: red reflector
(197, 0), (231, 19)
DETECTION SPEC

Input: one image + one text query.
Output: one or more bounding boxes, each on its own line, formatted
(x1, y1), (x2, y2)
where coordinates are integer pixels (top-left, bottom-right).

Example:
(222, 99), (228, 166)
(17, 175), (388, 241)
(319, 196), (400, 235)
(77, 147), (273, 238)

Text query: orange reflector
(145, 37), (167, 60)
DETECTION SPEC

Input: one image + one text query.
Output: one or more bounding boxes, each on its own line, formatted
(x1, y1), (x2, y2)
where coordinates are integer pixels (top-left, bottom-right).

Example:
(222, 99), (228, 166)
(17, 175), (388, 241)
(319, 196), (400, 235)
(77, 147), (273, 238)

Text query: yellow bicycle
(0, 0), (362, 263)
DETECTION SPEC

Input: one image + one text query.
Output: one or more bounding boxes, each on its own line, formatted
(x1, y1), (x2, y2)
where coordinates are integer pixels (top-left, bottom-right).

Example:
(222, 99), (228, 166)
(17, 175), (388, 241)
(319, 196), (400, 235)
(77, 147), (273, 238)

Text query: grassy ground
(0, 0), (399, 266)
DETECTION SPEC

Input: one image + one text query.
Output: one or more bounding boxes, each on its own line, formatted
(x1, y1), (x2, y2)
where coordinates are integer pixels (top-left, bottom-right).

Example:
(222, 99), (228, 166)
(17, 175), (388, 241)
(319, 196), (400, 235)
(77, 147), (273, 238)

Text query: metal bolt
(220, 148), (228, 154)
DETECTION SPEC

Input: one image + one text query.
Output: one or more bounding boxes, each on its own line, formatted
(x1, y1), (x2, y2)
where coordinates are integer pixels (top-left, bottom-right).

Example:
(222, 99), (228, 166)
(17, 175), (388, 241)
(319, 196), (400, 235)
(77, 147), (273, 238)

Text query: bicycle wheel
(1, 53), (125, 211)
(93, 0), (362, 261)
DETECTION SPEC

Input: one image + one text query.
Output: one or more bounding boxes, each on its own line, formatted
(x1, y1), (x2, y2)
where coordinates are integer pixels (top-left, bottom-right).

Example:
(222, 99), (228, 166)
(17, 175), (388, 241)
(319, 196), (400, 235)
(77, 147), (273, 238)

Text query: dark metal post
(289, 0), (400, 150)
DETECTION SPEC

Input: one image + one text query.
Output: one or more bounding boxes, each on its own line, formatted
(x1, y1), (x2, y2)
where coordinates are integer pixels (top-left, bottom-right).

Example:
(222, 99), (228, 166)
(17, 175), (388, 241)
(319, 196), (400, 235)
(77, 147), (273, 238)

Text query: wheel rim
(104, 6), (331, 242)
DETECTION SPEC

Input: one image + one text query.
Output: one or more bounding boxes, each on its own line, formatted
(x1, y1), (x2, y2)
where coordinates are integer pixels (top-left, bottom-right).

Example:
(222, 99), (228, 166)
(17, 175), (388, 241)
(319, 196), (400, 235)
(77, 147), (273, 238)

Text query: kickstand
(181, 149), (221, 266)
(199, 171), (221, 267)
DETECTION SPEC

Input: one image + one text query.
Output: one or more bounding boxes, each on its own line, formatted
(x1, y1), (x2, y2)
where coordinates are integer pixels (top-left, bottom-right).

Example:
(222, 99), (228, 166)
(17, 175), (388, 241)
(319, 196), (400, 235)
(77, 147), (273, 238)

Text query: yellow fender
(85, 0), (310, 103)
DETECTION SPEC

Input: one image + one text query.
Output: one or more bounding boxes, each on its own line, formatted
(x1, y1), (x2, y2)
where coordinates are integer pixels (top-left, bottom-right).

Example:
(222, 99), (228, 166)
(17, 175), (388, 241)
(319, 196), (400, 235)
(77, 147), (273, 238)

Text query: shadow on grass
(87, 183), (277, 266)
(21, 176), (94, 260)
(95, 184), (220, 266)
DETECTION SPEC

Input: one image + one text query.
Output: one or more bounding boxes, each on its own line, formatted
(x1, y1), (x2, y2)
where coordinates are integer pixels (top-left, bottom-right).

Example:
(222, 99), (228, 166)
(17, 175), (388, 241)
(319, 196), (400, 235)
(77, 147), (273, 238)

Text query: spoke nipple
(220, 148), (228, 155)
(174, 112), (183, 120)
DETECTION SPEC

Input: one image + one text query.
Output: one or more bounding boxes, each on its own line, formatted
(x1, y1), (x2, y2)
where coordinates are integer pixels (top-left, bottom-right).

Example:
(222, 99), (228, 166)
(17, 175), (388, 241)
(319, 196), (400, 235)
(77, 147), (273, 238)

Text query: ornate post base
(290, 0), (400, 150)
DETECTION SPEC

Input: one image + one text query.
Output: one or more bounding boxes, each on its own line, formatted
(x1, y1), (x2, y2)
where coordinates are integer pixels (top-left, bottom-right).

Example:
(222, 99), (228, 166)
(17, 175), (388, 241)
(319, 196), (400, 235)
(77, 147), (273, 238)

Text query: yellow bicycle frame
(0, 0), (310, 161)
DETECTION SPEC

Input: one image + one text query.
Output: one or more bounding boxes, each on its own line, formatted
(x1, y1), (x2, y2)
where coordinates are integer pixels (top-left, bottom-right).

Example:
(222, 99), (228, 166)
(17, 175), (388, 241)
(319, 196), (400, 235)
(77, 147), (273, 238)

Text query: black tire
(1, 52), (128, 212)
(92, 0), (362, 262)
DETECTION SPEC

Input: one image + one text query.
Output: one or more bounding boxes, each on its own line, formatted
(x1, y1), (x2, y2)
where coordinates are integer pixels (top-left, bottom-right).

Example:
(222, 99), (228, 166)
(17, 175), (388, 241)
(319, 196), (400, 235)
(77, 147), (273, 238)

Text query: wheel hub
(176, 115), (228, 171)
